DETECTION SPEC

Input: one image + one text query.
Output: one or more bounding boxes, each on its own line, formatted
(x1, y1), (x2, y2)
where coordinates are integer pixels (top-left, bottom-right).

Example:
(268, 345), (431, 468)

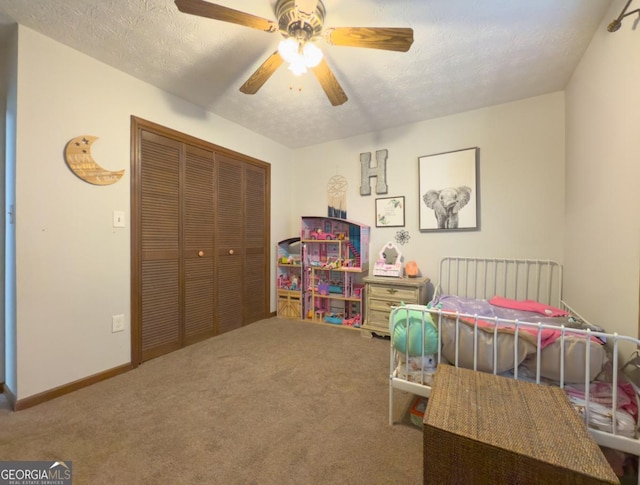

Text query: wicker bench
(423, 364), (618, 484)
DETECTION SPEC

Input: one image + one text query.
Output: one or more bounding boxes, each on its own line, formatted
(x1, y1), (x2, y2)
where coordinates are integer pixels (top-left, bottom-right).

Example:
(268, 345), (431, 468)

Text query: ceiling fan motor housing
(276, 0), (326, 41)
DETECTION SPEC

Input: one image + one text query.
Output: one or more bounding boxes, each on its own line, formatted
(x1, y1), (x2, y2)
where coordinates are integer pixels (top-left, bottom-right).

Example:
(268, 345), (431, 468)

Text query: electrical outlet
(112, 314), (125, 333)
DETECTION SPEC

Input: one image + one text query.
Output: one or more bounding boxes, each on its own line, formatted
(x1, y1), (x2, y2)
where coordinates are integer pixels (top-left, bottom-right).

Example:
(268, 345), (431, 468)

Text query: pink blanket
(457, 314), (561, 348)
(489, 296), (569, 317)
(565, 381), (638, 418)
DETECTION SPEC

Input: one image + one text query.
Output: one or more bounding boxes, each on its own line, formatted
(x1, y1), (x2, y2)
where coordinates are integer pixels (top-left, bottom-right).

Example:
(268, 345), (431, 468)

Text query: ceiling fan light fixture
(288, 58), (308, 76)
(278, 38), (299, 63)
(302, 42), (322, 67)
(278, 38), (323, 76)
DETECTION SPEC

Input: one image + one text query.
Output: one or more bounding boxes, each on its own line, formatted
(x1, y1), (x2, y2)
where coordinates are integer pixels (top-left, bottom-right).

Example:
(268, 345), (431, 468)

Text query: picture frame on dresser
(418, 147), (479, 232)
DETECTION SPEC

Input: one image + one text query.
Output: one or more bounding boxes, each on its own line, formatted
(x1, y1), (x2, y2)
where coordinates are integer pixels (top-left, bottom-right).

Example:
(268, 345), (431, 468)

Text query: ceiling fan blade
(311, 59), (348, 106)
(175, 0), (277, 32)
(239, 51), (284, 95)
(325, 27), (414, 52)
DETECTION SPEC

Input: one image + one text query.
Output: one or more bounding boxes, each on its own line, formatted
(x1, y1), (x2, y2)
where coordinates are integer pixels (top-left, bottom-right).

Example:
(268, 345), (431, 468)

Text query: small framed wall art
(375, 196), (405, 228)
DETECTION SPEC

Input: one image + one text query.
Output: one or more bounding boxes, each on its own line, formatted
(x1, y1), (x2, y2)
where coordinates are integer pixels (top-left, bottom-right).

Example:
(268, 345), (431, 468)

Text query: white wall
(0, 38), (5, 385)
(3, 26), (17, 394)
(0, 26), (15, 382)
(291, 92), (566, 285)
(565, 0), (640, 338)
(13, 26), (294, 400)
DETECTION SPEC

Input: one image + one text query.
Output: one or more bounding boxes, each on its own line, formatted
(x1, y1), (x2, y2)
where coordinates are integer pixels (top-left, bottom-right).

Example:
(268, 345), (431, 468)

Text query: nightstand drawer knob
(387, 288), (398, 295)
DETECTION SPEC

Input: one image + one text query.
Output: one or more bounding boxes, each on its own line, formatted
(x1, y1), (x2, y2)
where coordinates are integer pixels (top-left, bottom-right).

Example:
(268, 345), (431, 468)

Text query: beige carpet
(0, 317), (422, 484)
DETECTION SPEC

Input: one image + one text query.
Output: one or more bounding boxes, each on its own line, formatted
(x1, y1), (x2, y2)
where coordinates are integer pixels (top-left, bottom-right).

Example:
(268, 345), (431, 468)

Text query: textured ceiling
(0, 0), (614, 148)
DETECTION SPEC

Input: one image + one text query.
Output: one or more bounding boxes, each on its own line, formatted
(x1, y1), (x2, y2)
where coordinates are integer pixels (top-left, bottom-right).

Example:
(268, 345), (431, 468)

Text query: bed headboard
(437, 257), (563, 307)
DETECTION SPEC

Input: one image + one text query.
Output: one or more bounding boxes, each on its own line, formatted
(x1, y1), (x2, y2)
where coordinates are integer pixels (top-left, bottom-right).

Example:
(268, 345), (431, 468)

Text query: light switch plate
(113, 211), (125, 228)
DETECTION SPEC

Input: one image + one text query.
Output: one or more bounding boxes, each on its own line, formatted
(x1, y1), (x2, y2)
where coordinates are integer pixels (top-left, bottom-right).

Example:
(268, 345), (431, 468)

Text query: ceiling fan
(174, 0), (414, 106)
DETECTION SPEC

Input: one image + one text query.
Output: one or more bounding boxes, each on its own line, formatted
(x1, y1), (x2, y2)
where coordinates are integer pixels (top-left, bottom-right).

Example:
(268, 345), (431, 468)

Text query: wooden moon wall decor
(64, 135), (125, 185)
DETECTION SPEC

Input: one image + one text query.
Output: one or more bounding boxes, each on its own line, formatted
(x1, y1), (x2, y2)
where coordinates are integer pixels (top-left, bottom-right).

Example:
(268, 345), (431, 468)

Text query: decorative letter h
(360, 149), (388, 196)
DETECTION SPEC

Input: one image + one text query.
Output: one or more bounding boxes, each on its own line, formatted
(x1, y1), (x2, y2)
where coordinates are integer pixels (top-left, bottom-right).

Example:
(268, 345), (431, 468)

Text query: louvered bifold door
(140, 130), (181, 362)
(215, 154), (244, 334)
(183, 144), (216, 344)
(243, 163), (268, 324)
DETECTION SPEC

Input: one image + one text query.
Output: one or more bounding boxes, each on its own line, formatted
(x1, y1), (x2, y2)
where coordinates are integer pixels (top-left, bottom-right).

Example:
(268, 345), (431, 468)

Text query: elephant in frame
(423, 186), (472, 229)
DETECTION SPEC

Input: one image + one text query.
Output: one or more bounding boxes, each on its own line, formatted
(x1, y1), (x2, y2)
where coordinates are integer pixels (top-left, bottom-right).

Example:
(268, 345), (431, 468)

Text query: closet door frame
(130, 116), (271, 367)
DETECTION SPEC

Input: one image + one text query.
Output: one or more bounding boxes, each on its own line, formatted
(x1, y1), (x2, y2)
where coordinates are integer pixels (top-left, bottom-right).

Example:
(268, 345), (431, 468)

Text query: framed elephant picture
(418, 147), (479, 232)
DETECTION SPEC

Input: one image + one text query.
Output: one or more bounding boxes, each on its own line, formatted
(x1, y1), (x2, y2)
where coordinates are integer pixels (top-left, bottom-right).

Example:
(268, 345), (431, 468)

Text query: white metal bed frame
(389, 257), (640, 482)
